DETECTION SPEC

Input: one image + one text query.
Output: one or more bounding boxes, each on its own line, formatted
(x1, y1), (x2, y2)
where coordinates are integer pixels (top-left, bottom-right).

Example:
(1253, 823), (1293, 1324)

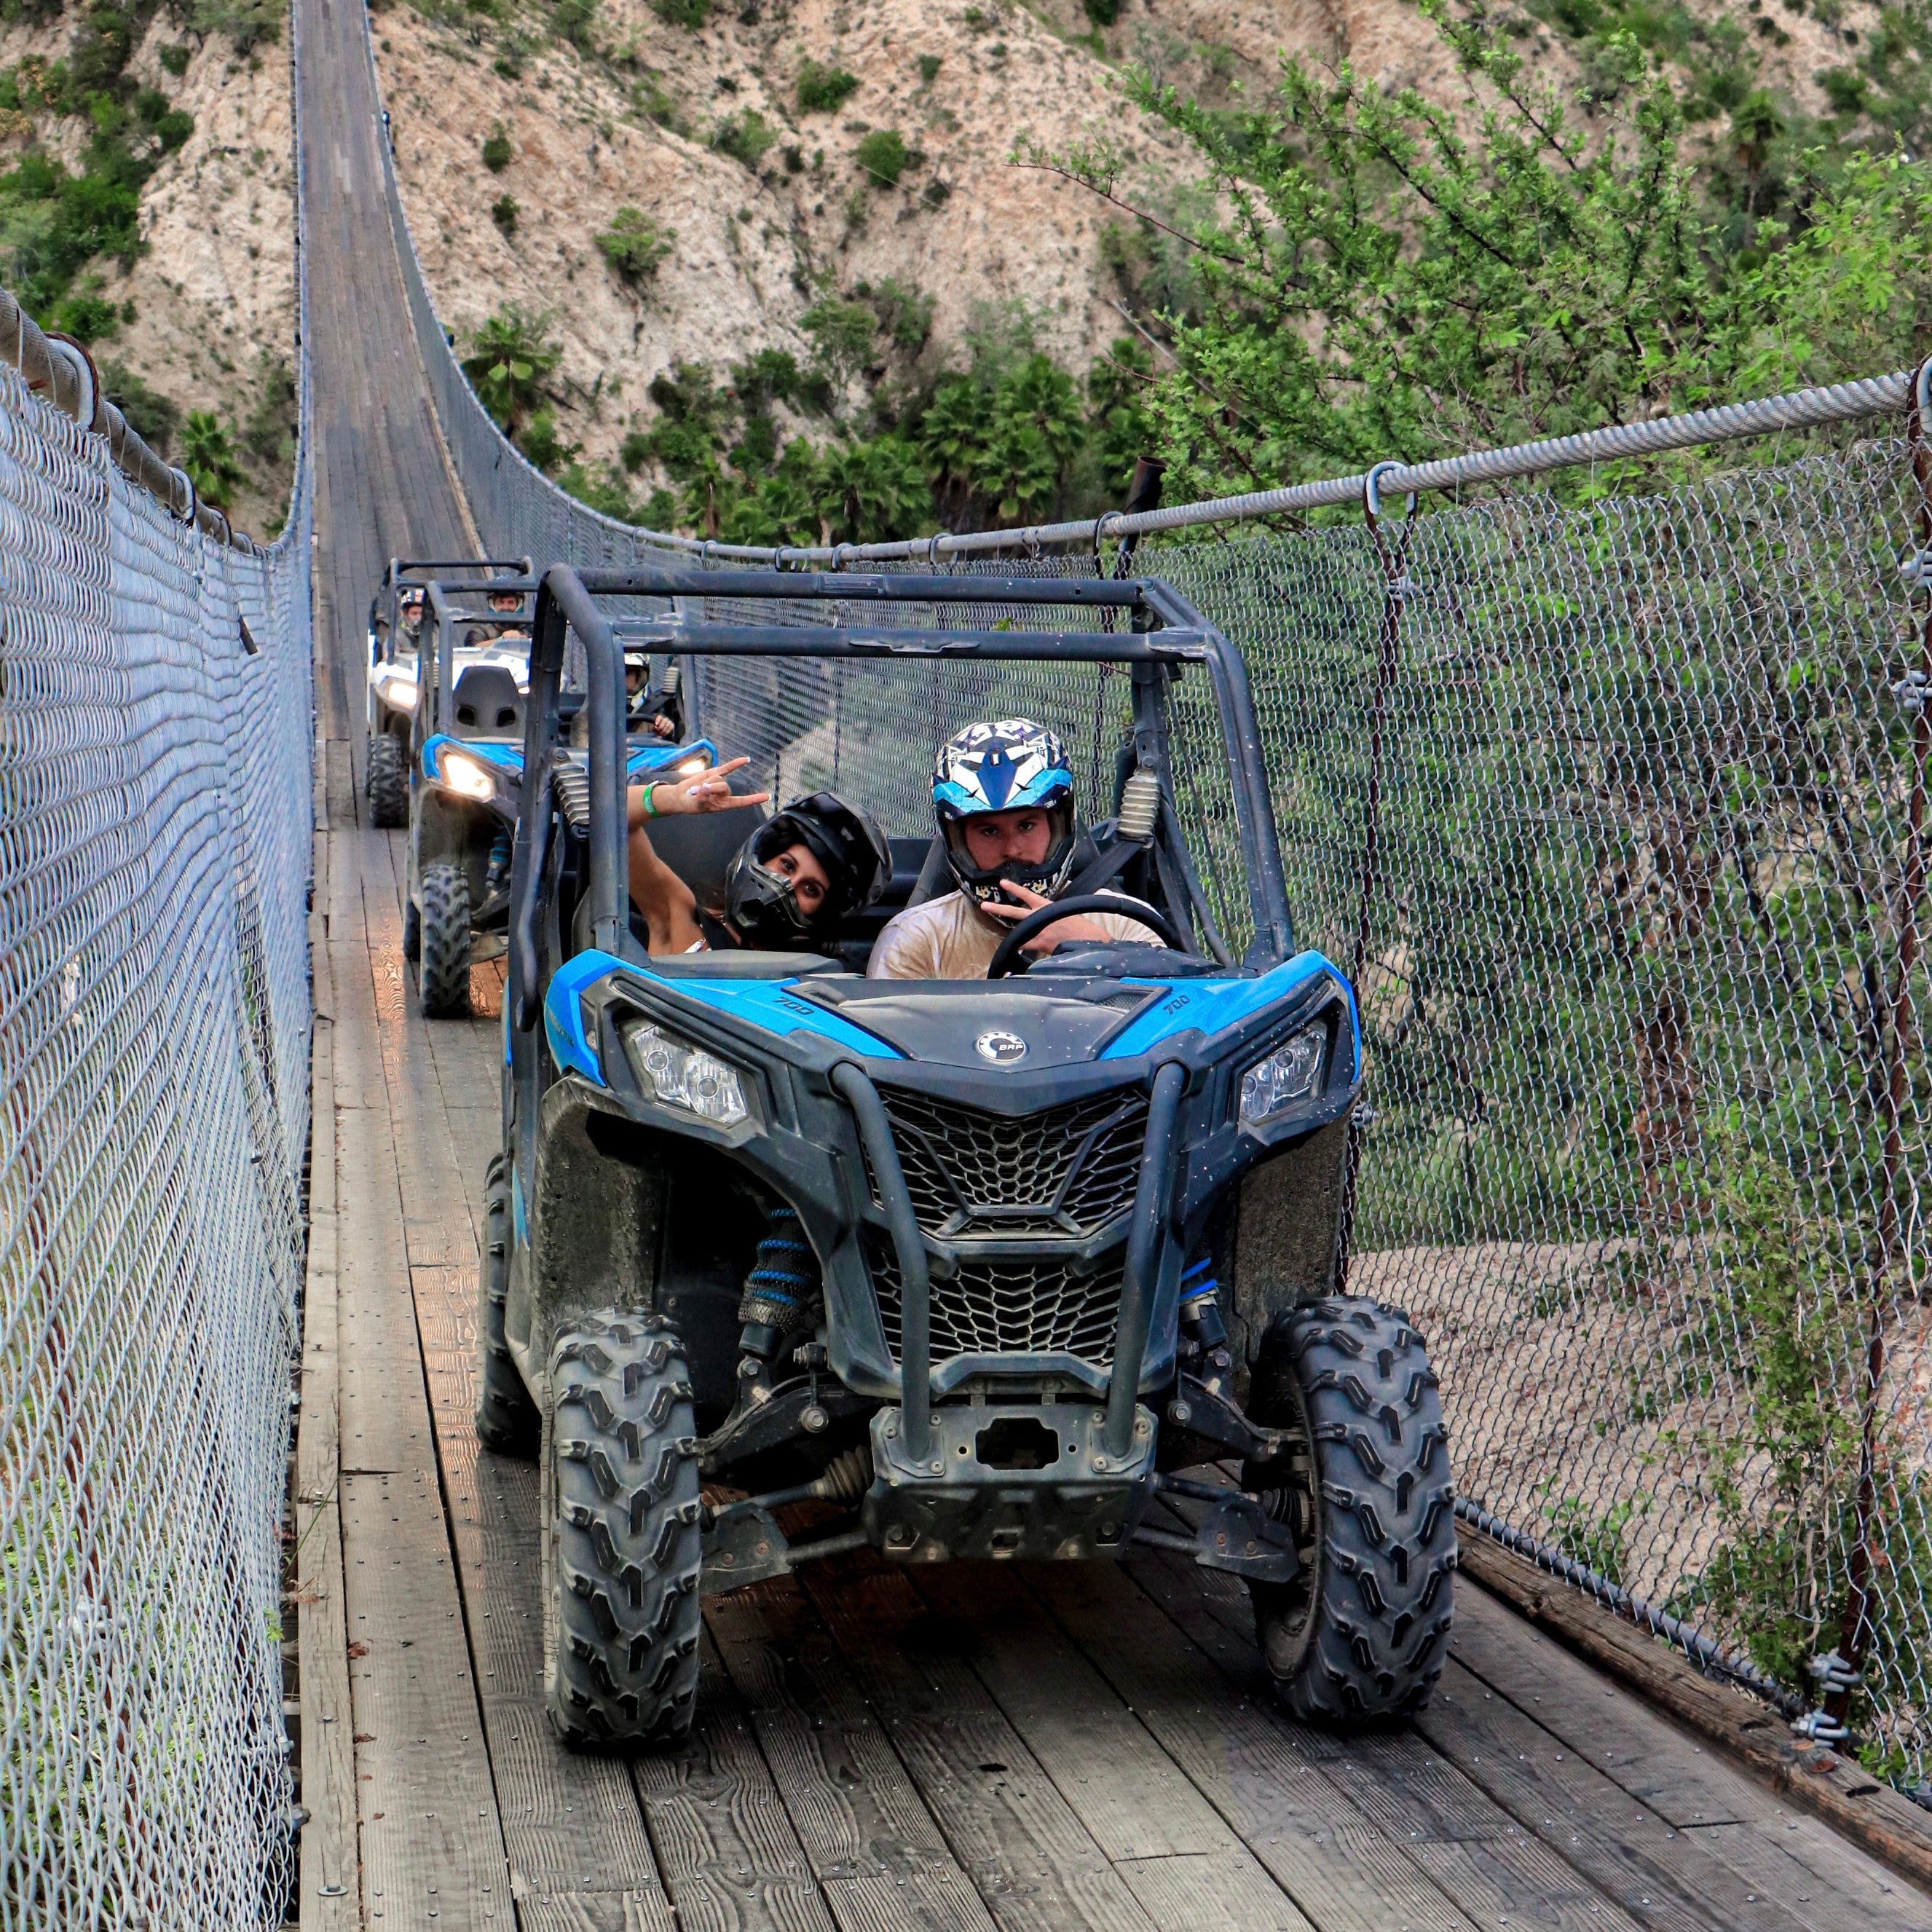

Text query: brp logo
(974, 1030), (1028, 1066)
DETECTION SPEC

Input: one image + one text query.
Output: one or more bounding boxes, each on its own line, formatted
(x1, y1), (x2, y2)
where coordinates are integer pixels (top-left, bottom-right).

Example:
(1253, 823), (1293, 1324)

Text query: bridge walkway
(285, 0), (1932, 1925)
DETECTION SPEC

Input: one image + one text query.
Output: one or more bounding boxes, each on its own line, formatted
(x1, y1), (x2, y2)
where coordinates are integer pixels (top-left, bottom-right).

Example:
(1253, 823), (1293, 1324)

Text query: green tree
(800, 294), (878, 388)
(461, 304), (560, 436)
(713, 109), (776, 168)
(916, 376), (993, 516)
(797, 60), (858, 113)
(815, 434), (929, 543)
(181, 409), (244, 508)
(854, 128), (912, 186)
(596, 207), (673, 283)
(191, 0), (283, 54)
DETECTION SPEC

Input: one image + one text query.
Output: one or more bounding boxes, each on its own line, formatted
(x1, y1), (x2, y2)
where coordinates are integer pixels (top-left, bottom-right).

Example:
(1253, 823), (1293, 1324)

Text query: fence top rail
(579, 366), (1920, 571)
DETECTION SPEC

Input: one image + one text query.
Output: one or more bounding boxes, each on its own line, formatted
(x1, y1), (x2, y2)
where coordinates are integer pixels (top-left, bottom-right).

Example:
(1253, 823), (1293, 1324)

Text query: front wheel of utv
(473, 1155), (538, 1456)
(542, 1312), (702, 1749)
(367, 730), (409, 829)
(418, 859), (471, 1017)
(1242, 1296), (1456, 1726)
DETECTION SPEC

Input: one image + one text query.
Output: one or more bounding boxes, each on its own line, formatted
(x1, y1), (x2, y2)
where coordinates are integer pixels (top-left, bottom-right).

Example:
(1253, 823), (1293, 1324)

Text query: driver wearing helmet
(867, 718), (1165, 979)
(626, 760), (891, 954)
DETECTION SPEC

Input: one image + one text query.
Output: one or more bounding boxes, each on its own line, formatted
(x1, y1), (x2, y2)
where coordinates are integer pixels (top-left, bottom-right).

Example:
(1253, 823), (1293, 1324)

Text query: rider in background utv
(870, 718), (1166, 979)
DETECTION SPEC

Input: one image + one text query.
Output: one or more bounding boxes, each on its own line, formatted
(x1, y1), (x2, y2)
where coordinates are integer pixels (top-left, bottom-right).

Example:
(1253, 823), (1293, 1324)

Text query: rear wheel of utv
(418, 860), (471, 1017)
(542, 1311), (701, 1749)
(1242, 1296), (1456, 1725)
(367, 730), (408, 829)
(473, 1155), (537, 1456)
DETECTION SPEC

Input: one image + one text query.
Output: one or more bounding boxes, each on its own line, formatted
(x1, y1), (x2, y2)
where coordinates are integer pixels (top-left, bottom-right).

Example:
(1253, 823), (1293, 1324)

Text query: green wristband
(641, 781), (661, 818)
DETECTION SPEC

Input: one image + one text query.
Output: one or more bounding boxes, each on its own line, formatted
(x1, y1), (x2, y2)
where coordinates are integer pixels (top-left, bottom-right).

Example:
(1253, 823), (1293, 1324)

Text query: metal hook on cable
(832, 543), (852, 575)
(1362, 460), (1417, 532)
(1092, 509), (1124, 579)
(927, 529), (949, 572)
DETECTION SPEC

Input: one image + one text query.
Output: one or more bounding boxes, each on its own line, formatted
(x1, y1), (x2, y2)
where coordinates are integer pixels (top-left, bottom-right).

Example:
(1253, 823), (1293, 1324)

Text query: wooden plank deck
(288, 0), (1932, 1923)
(296, 845), (1932, 1932)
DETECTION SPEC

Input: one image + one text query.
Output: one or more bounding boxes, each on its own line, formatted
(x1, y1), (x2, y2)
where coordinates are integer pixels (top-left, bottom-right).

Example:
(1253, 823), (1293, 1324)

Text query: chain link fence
(368, 41), (1931, 1790)
(1, 57), (315, 1932)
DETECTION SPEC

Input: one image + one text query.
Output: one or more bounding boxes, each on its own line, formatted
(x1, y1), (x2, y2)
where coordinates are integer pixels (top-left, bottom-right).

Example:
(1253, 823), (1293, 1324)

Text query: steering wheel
(985, 893), (1187, 979)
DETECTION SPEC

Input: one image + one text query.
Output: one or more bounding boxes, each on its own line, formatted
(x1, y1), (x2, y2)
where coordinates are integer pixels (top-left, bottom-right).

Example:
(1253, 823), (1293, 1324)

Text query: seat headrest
(452, 663), (524, 739)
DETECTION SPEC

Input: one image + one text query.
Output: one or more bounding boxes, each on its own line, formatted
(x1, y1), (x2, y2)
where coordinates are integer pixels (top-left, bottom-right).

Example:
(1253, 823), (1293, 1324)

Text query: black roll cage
(508, 564), (1293, 1031)
(374, 554), (532, 670)
(418, 575), (538, 739)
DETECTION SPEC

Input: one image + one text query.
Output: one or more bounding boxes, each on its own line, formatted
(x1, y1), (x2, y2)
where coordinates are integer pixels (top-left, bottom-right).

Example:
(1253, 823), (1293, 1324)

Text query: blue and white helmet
(933, 718), (1078, 905)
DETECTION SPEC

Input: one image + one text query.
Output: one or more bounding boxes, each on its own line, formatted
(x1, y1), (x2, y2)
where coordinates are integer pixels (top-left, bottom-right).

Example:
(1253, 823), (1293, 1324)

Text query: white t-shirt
(867, 889), (1163, 979)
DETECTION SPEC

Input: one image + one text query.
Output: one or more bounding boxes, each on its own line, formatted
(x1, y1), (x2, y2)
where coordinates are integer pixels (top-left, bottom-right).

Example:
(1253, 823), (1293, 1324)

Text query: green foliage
(461, 303), (560, 435)
(1033, 4), (1932, 503)
(191, 0), (284, 54)
(796, 58), (857, 114)
(1087, 335), (1154, 494)
(596, 205), (672, 283)
(552, 0), (597, 46)
(816, 434), (928, 543)
(648, 0), (707, 23)
(100, 358), (178, 455)
(855, 275), (933, 351)
(181, 409), (244, 508)
(854, 127), (911, 186)
(800, 294), (877, 386)
(1666, 1144), (1870, 1687)
(712, 108), (775, 169)
(491, 193), (517, 236)
(48, 287), (118, 342)
(559, 458), (635, 517)
(1544, 1493), (1641, 1589)
(481, 130), (511, 172)
(918, 54), (941, 85)
(518, 404), (578, 471)
(732, 347), (803, 409)
(157, 42), (191, 77)
(243, 353), (297, 468)
(0, 152), (144, 315)
(1084, 0), (1120, 23)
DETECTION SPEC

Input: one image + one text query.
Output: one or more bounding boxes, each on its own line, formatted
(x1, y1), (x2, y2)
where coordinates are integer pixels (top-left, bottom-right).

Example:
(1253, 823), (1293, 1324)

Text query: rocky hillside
(374, 0), (1882, 532)
(0, 4), (296, 536)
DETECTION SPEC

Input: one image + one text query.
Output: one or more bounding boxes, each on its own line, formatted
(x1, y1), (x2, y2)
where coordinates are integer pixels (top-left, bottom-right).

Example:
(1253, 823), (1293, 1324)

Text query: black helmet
(723, 791), (891, 945)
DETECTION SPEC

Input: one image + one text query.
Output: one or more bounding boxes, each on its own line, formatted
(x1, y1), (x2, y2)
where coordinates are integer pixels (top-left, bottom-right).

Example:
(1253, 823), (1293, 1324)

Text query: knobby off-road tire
(367, 730), (409, 829)
(1242, 1296), (1456, 1724)
(418, 859), (471, 1017)
(542, 1311), (702, 1748)
(473, 1154), (538, 1456)
(402, 895), (420, 962)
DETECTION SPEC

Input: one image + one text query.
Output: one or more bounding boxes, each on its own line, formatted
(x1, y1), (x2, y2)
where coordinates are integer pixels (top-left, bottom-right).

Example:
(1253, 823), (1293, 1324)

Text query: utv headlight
(440, 750), (496, 802)
(624, 1022), (748, 1127)
(1239, 1026), (1325, 1132)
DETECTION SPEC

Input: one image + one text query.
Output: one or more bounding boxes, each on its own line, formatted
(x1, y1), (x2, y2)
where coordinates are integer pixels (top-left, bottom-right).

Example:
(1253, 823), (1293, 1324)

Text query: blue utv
(484, 564), (1456, 1749)
(404, 572), (708, 1017)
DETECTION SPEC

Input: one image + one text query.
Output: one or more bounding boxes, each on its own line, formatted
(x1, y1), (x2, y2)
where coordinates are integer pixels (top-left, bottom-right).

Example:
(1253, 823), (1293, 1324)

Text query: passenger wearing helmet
(626, 762), (890, 954)
(623, 650), (679, 738)
(867, 718), (1166, 979)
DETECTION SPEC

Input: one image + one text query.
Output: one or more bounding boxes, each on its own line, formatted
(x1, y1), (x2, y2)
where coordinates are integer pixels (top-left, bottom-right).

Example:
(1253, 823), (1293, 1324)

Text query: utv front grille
(871, 1087), (1148, 1238)
(870, 1238), (1124, 1363)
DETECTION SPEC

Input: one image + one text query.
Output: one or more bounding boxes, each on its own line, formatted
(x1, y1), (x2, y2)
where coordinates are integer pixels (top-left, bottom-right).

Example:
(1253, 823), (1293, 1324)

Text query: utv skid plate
(700, 1404), (1297, 1593)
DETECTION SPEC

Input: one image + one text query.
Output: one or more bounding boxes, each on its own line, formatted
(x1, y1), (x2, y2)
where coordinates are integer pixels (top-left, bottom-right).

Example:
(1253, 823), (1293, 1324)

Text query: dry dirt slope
(0, 13), (296, 535)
